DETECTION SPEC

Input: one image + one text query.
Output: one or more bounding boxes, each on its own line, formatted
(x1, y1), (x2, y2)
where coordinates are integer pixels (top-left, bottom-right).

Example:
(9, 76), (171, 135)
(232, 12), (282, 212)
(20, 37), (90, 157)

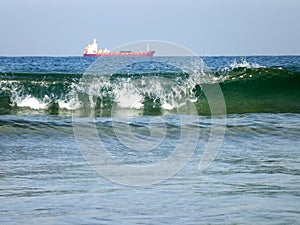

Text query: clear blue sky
(1, 0), (299, 56)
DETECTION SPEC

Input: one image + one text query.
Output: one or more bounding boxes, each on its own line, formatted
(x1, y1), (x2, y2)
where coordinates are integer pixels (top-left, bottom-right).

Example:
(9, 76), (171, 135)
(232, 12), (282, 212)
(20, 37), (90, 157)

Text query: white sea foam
(13, 95), (47, 110)
(229, 59), (264, 69)
(57, 99), (80, 110)
(161, 102), (174, 110)
(115, 90), (144, 109)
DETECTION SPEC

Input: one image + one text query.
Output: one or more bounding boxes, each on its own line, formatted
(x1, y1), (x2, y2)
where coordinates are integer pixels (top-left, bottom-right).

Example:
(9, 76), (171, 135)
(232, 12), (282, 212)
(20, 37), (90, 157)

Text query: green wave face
(0, 66), (300, 116)
(219, 67), (300, 114)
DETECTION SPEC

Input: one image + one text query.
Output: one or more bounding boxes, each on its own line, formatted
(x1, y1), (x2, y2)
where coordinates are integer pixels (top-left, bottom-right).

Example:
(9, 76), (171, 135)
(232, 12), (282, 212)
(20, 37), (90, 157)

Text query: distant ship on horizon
(83, 39), (155, 57)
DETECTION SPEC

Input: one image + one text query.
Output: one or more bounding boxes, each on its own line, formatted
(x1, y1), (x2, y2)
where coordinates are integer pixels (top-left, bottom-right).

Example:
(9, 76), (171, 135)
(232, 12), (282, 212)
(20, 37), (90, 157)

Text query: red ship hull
(83, 51), (155, 57)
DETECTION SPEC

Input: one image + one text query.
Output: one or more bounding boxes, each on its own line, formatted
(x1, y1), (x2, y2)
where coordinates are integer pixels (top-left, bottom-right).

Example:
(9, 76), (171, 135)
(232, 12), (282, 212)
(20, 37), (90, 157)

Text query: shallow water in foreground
(1, 113), (300, 224)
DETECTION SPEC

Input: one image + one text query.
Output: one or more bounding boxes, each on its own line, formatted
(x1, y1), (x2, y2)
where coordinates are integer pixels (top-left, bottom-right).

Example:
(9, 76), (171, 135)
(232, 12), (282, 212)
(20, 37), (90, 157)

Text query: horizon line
(0, 54), (300, 57)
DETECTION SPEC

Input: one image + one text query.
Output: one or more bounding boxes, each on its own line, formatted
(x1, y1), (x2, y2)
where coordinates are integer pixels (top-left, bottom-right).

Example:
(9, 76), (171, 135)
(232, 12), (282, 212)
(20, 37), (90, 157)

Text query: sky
(0, 0), (299, 56)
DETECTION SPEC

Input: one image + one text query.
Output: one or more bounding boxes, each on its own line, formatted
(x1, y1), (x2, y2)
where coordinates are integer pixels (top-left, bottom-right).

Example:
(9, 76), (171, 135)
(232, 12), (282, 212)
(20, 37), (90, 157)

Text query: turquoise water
(0, 56), (300, 224)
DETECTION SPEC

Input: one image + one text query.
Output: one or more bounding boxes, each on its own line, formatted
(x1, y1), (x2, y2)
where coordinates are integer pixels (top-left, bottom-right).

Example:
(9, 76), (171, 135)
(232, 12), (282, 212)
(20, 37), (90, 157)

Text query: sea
(0, 55), (299, 224)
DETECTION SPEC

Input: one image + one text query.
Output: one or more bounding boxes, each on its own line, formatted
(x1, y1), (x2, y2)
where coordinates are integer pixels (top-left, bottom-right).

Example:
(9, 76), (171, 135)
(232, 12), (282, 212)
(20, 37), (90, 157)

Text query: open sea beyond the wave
(0, 55), (300, 224)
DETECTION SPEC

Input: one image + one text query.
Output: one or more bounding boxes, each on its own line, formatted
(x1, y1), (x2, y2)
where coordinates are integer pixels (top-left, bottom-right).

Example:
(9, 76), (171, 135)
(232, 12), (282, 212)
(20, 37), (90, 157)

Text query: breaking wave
(0, 58), (299, 116)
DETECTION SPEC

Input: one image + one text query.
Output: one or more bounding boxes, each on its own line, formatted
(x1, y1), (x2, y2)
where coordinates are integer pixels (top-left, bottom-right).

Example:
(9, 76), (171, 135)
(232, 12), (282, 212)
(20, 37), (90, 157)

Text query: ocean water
(0, 56), (300, 224)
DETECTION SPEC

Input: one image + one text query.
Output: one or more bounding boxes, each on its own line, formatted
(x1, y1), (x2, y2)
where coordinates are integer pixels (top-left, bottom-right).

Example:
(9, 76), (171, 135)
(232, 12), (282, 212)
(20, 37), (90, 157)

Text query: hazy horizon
(1, 0), (300, 56)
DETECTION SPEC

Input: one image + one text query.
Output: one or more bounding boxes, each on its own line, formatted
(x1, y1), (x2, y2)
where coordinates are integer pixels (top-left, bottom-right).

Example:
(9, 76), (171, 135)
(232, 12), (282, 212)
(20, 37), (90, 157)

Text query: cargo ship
(83, 39), (155, 57)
